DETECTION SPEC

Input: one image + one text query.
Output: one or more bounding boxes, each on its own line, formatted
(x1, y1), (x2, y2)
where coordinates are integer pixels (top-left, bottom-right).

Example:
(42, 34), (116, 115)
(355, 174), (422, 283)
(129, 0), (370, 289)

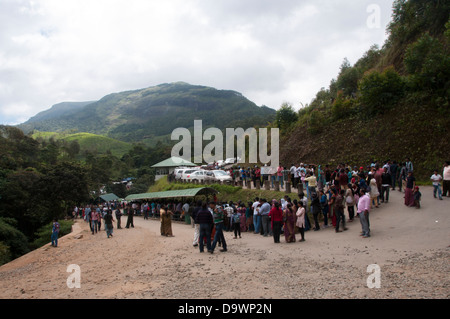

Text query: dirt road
(0, 186), (448, 299)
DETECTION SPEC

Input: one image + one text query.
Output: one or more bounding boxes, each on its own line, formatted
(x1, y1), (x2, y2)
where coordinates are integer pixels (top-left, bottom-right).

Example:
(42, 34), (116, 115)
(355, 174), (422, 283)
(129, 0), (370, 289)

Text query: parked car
(180, 169), (199, 180)
(224, 158), (236, 165)
(186, 170), (207, 182)
(205, 170), (233, 183)
(174, 167), (193, 180)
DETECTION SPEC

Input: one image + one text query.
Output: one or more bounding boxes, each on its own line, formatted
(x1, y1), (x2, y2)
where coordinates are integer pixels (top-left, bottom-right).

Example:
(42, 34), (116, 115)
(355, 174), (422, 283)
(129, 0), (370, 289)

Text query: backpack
(233, 213), (240, 223)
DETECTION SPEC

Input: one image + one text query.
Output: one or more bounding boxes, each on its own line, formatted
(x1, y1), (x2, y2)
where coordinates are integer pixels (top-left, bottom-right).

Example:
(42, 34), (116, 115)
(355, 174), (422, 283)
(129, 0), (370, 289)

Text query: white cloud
(0, 0), (394, 124)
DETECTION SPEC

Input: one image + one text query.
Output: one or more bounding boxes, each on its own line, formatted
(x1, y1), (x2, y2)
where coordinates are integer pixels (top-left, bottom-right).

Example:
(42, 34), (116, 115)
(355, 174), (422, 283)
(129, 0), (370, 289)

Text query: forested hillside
(19, 82), (276, 146)
(277, 0), (449, 180)
(0, 125), (171, 265)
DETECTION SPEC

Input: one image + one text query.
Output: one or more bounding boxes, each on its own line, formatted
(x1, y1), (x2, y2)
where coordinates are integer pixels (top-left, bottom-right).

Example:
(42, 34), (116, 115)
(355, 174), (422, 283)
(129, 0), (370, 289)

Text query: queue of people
(67, 159), (448, 249)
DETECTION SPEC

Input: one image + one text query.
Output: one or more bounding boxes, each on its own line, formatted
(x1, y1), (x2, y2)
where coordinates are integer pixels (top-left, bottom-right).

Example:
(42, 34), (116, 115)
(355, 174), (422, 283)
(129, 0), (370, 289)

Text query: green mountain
(19, 82), (276, 146)
(278, 0), (450, 181)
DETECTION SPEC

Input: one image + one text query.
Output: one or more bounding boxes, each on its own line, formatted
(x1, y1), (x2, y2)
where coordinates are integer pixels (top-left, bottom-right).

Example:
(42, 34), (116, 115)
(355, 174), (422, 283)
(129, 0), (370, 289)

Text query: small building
(151, 156), (197, 181)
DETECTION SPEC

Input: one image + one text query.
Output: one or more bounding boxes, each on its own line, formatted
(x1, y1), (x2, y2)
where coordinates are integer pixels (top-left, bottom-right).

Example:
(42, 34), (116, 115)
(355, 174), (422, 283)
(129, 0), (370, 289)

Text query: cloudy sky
(0, 0), (394, 125)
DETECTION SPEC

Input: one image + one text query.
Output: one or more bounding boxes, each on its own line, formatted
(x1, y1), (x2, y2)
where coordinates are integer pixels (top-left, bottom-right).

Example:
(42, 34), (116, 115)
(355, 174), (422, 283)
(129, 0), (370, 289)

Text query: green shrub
(0, 241), (12, 266)
(0, 218), (29, 262)
(358, 66), (406, 116)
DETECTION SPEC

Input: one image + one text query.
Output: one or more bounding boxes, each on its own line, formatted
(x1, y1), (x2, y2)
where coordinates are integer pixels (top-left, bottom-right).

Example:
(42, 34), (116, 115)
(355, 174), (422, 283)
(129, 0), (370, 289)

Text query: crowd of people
(64, 159), (449, 252)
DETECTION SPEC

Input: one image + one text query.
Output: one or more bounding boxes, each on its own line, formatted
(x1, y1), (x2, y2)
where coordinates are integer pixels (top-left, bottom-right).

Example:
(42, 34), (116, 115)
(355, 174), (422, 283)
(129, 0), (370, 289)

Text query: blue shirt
(259, 202), (271, 216)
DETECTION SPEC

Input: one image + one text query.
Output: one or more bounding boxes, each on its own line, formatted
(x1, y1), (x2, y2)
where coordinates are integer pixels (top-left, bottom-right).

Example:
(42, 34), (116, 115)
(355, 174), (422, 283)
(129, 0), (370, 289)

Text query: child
(231, 209), (241, 239)
(413, 186), (422, 209)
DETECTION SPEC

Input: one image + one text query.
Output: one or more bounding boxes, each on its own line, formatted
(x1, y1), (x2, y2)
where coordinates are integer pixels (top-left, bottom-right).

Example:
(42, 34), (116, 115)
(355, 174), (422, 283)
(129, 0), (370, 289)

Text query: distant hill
(32, 131), (133, 158)
(19, 82), (276, 146)
(23, 101), (95, 125)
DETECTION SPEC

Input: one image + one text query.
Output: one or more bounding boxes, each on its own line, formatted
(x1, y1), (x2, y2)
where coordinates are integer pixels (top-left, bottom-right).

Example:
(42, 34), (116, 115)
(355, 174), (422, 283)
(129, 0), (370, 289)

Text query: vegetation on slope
(276, 0), (450, 181)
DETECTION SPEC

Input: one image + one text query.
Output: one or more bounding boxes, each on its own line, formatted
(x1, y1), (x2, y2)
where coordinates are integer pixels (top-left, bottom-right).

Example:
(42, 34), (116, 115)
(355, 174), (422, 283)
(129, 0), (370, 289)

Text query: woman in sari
(328, 187), (337, 227)
(160, 204), (174, 237)
(296, 201), (306, 242)
(404, 171), (416, 207)
(283, 203), (296, 243)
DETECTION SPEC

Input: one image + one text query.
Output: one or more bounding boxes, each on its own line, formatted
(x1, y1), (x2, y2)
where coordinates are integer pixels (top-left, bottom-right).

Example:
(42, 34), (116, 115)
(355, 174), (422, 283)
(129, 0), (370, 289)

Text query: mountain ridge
(19, 82), (276, 145)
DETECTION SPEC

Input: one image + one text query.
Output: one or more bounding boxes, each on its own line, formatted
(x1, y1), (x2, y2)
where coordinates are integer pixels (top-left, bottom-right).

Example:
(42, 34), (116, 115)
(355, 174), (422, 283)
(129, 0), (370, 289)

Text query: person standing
(182, 201), (190, 222)
(413, 186), (422, 209)
(334, 189), (348, 233)
(104, 210), (115, 238)
(442, 162), (450, 197)
(345, 186), (356, 221)
(197, 202), (214, 253)
(125, 204), (134, 228)
(51, 218), (60, 247)
(405, 158), (414, 174)
(304, 173), (317, 198)
(211, 202), (227, 253)
(357, 189), (371, 238)
(277, 165), (284, 188)
(246, 201), (253, 232)
(430, 170), (443, 200)
(310, 192), (321, 231)
(252, 198), (261, 234)
(284, 203), (296, 243)
(231, 208), (241, 239)
(238, 203), (247, 232)
(390, 161), (398, 190)
(191, 200), (202, 247)
(295, 201), (306, 242)
(381, 167), (391, 203)
(319, 190), (329, 228)
(91, 209), (99, 234)
(398, 162), (407, 192)
(259, 199), (272, 237)
(290, 164), (296, 187)
(160, 204), (174, 237)
(404, 171), (416, 207)
(115, 207), (122, 229)
(369, 178), (380, 209)
(269, 201), (283, 243)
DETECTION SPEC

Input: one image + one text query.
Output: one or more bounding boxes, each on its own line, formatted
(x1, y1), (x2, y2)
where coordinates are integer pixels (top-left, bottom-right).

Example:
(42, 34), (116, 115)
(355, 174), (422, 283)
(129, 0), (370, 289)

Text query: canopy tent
(98, 193), (120, 202)
(125, 187), (217, 201)
(151, 156), (196, 168)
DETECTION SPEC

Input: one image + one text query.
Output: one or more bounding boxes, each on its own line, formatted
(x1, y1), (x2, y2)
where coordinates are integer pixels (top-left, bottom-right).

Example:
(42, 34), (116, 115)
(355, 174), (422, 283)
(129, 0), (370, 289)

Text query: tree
(358, 66), (406, 116)
(37, 162), (90, 219)
(275, 103), (298, 134)
(404, 32), (450, 98)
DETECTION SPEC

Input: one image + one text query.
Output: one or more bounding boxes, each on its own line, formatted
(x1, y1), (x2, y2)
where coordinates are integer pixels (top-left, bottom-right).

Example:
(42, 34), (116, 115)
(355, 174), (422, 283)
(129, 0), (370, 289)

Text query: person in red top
(255, 166), (261, 186)
(338, 169), (348, 190)
(269, 201), (283, 243)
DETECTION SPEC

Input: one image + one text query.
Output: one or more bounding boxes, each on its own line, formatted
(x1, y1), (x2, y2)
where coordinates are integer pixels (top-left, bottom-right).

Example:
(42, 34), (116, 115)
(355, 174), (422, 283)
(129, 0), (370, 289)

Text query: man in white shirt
(252, 198), (261, 234)
(290, 164), (296, 187)
(430, 170), (443, 200)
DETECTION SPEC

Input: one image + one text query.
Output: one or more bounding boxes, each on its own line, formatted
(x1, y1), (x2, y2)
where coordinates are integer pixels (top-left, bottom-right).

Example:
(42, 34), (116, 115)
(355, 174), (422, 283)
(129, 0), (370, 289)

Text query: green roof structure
(151, 156), (196, 168)
(125, 187), (217, 201)
(98, 193), (120, 202)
